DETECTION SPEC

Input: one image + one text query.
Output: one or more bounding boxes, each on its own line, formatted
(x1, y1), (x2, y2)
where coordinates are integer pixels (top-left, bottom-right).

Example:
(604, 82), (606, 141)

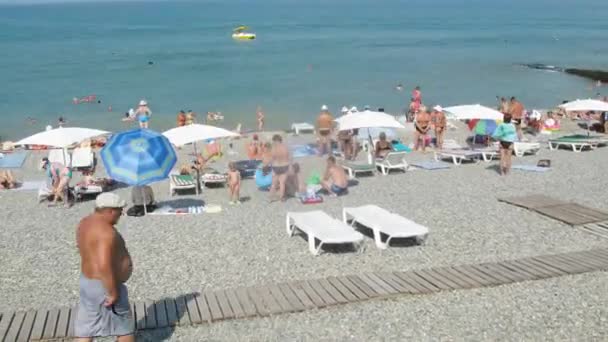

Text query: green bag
(306, 171), (321, 185)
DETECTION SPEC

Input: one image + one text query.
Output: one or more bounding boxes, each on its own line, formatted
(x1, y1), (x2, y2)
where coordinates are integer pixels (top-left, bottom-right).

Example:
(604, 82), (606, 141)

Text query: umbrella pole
(142, 187), (147, 215)
(367, 129), (374, 165)
(193, 142), (200, 195)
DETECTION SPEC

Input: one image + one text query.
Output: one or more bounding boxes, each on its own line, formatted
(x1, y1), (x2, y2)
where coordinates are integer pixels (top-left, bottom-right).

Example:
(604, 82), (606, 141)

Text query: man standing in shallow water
(75, 193), (135, 342)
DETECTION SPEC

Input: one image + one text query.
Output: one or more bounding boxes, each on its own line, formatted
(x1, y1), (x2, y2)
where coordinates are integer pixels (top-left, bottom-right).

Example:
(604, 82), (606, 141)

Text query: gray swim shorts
(75, 275), (135, 338)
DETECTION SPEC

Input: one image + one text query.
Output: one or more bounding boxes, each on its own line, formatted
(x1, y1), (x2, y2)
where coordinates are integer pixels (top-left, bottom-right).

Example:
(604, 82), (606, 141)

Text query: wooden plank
(580, 225), (608, 239)
(367, 273), (401, 294)
(16, 311), (37, 342)
(498, 195), (567, 209)
(470, 265), (512, 284)
(54, 307), (71, 338)
(534, 255), (584, 273)
(530, 256), (577, 274)
(585, 249), (608, 262)
(450, 265), (494, 287)
(225, 289), (246, 318)
(29, 310), (47, 341)
(394, 271), (440, 292)
(555, 253), (603, 270)
(175, 296), (191, 326)
(268, 284), (294, 312)
(548, 254), (595, 272)
(214, 290), (235, 319)
(164, 299), (178, 327)
(436, 267), (479, 288)
(346, 275), (379, 298)
(561, 204), (608, 222)
(307, 279), (338, 306)
(517, 258), (565, 277)
(358, 274), (392, 295)
(430, 267), (474, 289)
(203, 290), (224, 321)
(413, 270), (453, 290)
(134, 301), (147, 330)
(0, 312), (14, 342)
(67, 307), (77, 337)
(41, 308), (59, 339)
(144, 302), (157, 329)
(286, 282), (316, 309)
(534, 205), (599, 225)
(335, 276), (371, 300)
(4, 311), (25, 342)
(297, 281), (326, 308)
(318, 278), (349, 303)
(277, 284), (305, 312)
(527, 257), (571, 276)
(377, 273), (419, 294)
(327, 277), (359, 301)
(503, 260), (552, 279)
(482, 263), (530, 282)
(247, 286), (271, 315)
(154, 301), (169, 328)
(422, 268), (463, 289)
(257, 286), (284, 315)
(392, 271), (433, 293)
(235, 287), (258, 316)
(572, 250), (608, 266)
(186, 294), (205, 324)
(372, 273), (408, 293)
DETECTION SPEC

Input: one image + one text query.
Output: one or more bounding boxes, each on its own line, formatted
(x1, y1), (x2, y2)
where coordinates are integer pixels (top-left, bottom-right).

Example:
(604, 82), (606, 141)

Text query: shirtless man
(431, 106), (447, 149)
(414, 109), (431, 152)
(321, 156), (348, 196)
(256, 106), (265, 131)
(316, 105), (334, 156)
(75, 193), (134, 341)
(509, 97), (524, 141)
(268, 134), (291, 202)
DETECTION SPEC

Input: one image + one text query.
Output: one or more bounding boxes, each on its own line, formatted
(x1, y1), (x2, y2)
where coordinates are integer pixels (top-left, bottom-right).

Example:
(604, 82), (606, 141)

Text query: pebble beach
(1, 119), (608, 340)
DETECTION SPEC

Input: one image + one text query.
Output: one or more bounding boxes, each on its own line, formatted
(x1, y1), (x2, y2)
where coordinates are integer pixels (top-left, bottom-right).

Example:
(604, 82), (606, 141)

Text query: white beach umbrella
(162, 124), (239, 147)
(335, 110), (404, 131)
(558, 99), (608, 112)
(443, 104), (504, 120)
(15, 127), (110, 148)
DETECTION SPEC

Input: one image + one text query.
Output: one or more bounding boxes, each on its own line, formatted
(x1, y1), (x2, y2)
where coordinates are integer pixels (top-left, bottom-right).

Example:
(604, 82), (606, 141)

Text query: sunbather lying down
(0, 170), (16, 189)
(79, 170), (113, 187)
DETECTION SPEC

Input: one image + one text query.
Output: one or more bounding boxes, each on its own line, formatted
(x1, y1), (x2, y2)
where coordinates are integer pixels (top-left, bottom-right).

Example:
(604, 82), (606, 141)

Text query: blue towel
(0, 152), (27, 168)
(290, 144), (318, 158)
(512, 165), (551, 172)
(411, 161), (451, 170)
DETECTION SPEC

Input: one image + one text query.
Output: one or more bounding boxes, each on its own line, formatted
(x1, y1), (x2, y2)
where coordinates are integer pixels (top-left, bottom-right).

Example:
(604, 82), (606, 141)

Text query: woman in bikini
(414, 110), (431, 152)
(492, 114), (517, 176)
(135, 100), (152, 129)
(42, 158), (72, 207)
(374, 132), (393, 159)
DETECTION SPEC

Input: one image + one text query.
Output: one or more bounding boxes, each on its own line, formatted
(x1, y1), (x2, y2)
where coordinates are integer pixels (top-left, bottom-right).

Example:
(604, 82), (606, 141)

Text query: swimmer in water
(395, 83), (403, 91)
(58, 117), (66, 127)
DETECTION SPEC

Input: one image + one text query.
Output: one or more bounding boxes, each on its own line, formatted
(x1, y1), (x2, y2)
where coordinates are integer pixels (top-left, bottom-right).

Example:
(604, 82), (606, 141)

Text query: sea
(1, 0), (607, 140)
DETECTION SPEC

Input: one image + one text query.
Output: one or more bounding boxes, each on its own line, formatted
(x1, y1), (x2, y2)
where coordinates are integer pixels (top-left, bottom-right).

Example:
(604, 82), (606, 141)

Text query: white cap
(139, 100), (148, 106)
(96, 193), (126, 209)
(321, 105), (328, 111)
(433, 105), (443, 112)
(350, 106), (358, 112)
(341, 106), (348, 113)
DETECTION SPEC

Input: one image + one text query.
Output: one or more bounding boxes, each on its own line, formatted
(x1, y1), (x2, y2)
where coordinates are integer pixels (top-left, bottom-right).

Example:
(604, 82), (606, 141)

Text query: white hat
(321, 105), (328, 111)
(139, 100), (148, 106)
(433, 105), (443, 112)
(350, 106), (358, 112)
(96, 193), (126, 209)
(341, 106), (348, 113)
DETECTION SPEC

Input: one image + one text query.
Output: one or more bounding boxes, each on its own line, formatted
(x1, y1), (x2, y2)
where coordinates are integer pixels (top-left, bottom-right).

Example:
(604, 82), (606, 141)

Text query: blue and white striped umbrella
(100, 129), (177, 186)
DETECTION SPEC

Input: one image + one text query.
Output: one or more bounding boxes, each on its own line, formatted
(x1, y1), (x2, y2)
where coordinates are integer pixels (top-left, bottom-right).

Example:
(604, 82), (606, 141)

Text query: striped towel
(171, 175), (195, 186)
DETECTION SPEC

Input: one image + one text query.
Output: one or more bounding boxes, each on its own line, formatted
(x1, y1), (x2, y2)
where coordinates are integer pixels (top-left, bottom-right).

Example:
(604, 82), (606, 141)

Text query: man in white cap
(134, 99), (152, 129)
(316, 105), (334, 156)
(75, 193), (134, 341)
(431, 105), (447, 149)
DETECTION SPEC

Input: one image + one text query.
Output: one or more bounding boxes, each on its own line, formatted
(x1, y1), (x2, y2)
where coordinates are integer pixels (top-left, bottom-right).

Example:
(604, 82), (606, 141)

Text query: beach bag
(306, 171), (321, 185)
(537, 159), (551, 168)
(255, 168), (272, 190)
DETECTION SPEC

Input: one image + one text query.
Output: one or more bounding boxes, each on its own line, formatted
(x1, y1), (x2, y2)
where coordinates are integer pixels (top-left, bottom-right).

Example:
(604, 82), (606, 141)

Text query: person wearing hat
(134, 99), (152, 129)
(431, 105), (447, 149)
(316, 105), (334, 156)
(75, 193), (135, 341)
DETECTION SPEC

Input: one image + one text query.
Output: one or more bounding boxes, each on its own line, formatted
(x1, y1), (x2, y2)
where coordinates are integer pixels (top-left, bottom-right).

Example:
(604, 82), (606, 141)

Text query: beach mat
(498, 194), (568, 210)
(8, 180), (46, 191)
(512, 165), (551, 172)
(290, 144), (318, 158)
(0, 152), (28, 168)
(148, 205), (205, 215)
(411, 161), (451, 170)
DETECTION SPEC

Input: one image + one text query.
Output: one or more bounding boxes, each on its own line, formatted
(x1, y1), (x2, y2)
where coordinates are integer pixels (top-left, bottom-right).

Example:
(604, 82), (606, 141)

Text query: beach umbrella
(443, 104), (504, 121)
(101, 129), (177, 213)
(162, 124), (239, 147)
(468, 119), (500, 136)
(15, 127), (109, 148)
(558, 99), (608, 112)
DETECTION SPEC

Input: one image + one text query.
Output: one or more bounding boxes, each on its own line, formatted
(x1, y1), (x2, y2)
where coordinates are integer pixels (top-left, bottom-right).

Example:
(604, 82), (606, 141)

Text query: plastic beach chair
(341, 160), (376, 178)
(513, 142), (541, 157)
(343, 205), (429, 249)
(169, 174), (197, 196)
(375, 151), (409, 175)
(71, 147), (94, 169)
(286, 211), (365, 255)
(291, 123), (315, 135)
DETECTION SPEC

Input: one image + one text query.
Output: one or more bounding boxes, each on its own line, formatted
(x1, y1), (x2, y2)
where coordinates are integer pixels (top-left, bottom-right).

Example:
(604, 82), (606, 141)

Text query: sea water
(0, 0), (607, 140)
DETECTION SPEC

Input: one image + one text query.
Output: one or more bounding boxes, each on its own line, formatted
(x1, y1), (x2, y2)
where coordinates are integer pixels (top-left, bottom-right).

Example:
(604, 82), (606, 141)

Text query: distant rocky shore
(522, 63), (608, 82)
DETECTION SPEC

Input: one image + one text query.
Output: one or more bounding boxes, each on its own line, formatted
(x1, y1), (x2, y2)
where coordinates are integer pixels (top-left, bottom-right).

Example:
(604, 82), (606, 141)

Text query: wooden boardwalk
(1, 248), (608, 341)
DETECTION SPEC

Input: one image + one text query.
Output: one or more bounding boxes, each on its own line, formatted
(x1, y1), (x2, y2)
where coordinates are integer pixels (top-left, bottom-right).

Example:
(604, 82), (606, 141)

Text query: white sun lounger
(341, 160), (376, 178)
(169, 173), (198, 196)
(286, 211), (365, 255)
(548, 139), (599, 152)
(48, 149), (71, 166)
(473, 147), (499, 162)
(434, 149), (481, 165)
(71, 147), (94, 169)
(343, 205), (429, 249)
(375, 151), (408, 175)
(513, 142), (541, 157)
(291, 123), (315, 135)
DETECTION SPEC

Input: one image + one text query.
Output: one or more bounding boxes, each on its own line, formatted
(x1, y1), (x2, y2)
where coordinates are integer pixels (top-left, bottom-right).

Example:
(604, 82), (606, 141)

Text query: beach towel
(512, 165), (551, 172)
(411, 161), (451, 170)
(392, 142), (412, 152)
(290, 144), (318, 158)
(0, 152), (27, 168)
(148, 205), (205, 215)
(8, 180), (46, 191)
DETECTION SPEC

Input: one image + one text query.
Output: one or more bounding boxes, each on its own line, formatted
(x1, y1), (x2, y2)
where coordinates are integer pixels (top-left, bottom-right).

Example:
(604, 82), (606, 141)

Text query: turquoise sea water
(1, 0), (607, 140)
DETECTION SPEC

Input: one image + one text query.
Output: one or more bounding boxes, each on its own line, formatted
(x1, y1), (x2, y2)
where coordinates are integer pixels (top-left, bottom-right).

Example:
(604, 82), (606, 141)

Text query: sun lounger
(48, 149), (71, 166)
(291, 122), (315, 135)
(74, 183), (104, 200)
(286, 211), (365, 255)
(71, 147), (94, 169)
(343, 205), (429, 249)
(513, 142), (541, 157)
(200, 167), (227, 186)
(473, 147), (499, 162)
(375, 151), (408, 175)
(434, 149), (481, 165)
(341, 160), (375, 178)
(548, 135), (606, 152)
(169, 174), (198, 196)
